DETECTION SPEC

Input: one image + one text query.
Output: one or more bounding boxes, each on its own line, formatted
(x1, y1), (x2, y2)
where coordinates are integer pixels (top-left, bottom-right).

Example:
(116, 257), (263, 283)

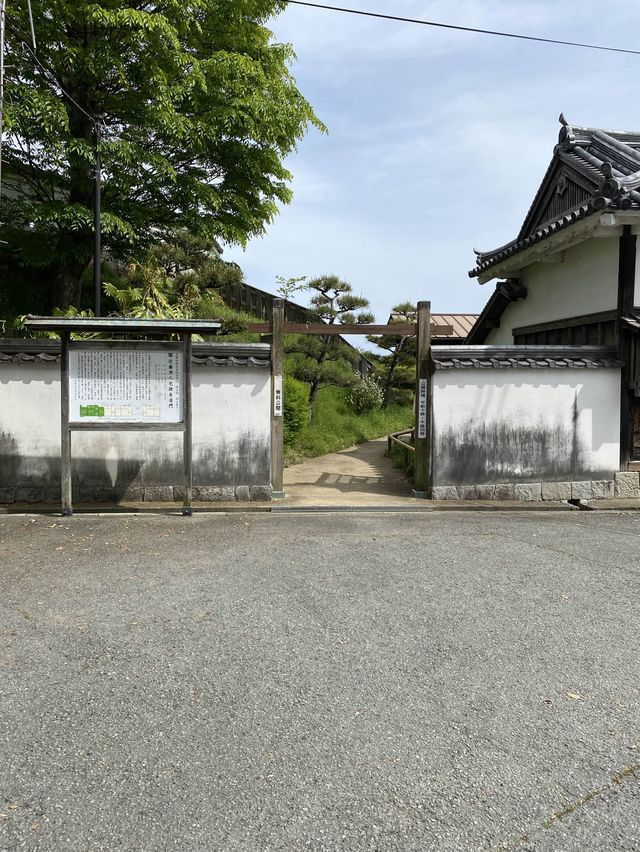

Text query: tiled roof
(432, 345), (621, 371)
(469, 115), (640, 278)
(0, 340), (271, 368)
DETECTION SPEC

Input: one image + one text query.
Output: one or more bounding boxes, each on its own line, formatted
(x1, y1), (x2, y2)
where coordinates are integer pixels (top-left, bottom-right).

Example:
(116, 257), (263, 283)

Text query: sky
(224, 0), (640, 332)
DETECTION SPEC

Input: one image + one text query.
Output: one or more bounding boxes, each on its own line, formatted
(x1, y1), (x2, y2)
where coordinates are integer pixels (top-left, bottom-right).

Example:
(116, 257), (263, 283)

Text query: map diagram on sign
(69, 349), (183, 424)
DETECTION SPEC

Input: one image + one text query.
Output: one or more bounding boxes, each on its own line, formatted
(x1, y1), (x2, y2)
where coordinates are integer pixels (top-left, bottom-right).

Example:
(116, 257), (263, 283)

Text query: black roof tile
(470, 115), (640, 278)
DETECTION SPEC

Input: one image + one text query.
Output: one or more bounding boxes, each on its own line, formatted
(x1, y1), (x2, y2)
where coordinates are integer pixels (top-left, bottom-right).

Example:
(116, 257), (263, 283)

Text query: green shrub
(285, 386), (413, 464)
(348, 375), (383, 414)
(283, 375), (309, 445)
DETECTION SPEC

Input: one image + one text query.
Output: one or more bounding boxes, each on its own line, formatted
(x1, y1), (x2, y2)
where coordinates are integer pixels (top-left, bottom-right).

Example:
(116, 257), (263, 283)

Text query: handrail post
(413, 301), (432, 498)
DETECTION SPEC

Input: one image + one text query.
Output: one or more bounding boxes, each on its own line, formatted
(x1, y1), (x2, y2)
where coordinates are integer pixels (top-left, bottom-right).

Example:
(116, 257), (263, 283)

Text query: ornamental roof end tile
(469, 115), (640, 279)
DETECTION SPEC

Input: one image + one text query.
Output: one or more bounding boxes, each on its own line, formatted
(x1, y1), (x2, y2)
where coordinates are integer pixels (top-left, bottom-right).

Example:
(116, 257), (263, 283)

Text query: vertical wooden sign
(271, 299), (285, 497)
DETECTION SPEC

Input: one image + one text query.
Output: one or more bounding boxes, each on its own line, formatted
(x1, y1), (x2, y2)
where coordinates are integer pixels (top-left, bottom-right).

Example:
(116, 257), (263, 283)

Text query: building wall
(0, 360), (271, 502)
(485, 238), (620, 344)
(432, 367), (620, 486)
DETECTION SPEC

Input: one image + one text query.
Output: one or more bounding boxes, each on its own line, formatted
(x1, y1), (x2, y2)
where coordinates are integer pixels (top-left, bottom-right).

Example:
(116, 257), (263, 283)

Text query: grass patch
(285, 385), (413, 465)
(389, 440), (414, 481)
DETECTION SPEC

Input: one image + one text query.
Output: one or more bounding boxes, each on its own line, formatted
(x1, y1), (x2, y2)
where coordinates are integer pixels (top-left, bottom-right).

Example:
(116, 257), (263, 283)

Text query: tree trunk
(382, 338), (405, 408)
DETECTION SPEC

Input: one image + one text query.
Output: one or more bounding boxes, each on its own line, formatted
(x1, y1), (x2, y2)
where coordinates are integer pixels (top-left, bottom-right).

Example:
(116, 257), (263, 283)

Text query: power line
(286, 1), (640, 57)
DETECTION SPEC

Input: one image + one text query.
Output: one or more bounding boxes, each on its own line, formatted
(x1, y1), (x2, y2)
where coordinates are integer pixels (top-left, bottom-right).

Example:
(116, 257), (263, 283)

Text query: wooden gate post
(413, 301), (432, 498)
(271, 299), (285, 498)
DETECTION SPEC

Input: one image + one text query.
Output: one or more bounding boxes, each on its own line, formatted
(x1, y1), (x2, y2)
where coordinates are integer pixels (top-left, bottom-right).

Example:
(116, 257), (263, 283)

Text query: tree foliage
(102, 230), (253, 333)
(1, 0), (323, 312)
(368, 301), (416, 408)
(286, 275), (374, 413)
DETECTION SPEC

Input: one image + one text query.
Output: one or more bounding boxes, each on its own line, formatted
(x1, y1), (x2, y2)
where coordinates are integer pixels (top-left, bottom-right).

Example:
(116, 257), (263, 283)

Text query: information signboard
(69, 348), (183, 424)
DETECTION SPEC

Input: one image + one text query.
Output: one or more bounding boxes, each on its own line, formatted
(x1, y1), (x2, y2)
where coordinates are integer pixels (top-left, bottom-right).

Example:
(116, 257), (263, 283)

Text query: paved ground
(282, 438), (416, 506)
(1, 510), (640, 851)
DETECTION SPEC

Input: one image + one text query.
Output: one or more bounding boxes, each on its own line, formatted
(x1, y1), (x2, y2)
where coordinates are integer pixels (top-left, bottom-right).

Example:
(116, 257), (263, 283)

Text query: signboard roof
(24, 316), (222, 334)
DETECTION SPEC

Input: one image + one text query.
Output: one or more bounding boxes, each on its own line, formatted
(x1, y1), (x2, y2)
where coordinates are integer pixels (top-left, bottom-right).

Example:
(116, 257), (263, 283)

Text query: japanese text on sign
(273, 375), (283, 417)
(69, 349), (183, 423)
(417, 378), (428, 439)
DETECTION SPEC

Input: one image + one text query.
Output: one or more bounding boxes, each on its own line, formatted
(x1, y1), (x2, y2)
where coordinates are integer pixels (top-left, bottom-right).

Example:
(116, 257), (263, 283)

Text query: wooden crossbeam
(246, 322), (454, 336)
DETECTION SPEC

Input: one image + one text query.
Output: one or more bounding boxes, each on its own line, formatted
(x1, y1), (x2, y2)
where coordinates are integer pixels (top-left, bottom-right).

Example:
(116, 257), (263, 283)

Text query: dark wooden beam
(618, 225), (637, 470)
(246, 322), (453, 336)
(513, 310), (617, 337)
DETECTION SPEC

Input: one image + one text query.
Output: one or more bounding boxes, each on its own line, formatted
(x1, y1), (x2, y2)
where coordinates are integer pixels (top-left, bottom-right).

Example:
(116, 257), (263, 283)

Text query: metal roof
(469, 115), (640, 279)
(431, 314), (478, 339)
(432, 345), (621, 371)
(388, 312), (478, 340)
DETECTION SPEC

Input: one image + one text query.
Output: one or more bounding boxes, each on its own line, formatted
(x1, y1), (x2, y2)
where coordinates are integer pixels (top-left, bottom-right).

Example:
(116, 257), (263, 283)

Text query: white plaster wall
(0, 362), (271, 487)
(484, 238), (619, 344)
(432, 368), (620, 484)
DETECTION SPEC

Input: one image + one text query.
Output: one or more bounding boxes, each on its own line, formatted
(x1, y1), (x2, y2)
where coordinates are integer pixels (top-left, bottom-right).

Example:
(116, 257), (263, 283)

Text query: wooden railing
(387, 428), (415, 462)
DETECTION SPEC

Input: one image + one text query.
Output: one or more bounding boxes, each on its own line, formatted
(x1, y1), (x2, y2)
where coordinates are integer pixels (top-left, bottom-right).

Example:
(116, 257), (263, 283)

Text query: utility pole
(0, 0), (6, 200)
(93, 121), (101, 316)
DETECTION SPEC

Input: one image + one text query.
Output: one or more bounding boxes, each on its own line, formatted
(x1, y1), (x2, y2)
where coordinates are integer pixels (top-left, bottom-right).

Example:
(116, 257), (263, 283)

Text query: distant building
(220, 278), (374, 376)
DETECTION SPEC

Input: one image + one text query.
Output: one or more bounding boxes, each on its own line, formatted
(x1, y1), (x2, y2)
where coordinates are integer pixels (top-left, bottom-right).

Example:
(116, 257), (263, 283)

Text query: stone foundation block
(193, 486), (236, 502)
(615, 471), (640, 498)
(514, 483), (542, 502)
(475, 485), (496, 500)
(456, 485), (478, 500)
(143, 486), (175, 502)
(591, 480), (615, 499)
(541, 482), (571, 501)
(494, 484), (516, 501)
(14, 486), (45, 503)
(571, 481), (593, 500)
(43, 487), (62, 503)
(250, 486), (273, 502)
(0, 487), (16, 504)
(432, 486), (458, 500)
(235, 485), (251, 503)
(118, 485), (145, 501)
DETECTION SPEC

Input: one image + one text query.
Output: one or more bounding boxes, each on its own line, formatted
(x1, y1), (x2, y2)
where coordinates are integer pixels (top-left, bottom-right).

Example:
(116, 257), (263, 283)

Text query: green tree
(369, 302), (416, 408)
(1, 0), (323, 312)
(102, 235), (255, 334)
(287, 274), (374, 413)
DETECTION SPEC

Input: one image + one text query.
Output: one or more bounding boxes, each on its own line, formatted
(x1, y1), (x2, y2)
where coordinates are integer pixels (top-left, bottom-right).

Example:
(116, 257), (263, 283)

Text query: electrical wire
(25, 0), (35, 51)
(5, 26), (98, 124)
(286, 1), (640, 57)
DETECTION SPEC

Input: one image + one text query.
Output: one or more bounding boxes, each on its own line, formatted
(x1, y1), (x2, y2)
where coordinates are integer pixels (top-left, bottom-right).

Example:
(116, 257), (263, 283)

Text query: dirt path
(281, 437), (417, 506)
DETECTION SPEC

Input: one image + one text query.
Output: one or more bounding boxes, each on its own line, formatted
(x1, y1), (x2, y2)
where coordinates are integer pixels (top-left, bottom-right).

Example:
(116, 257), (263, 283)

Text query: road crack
(496, 760), (640, 851)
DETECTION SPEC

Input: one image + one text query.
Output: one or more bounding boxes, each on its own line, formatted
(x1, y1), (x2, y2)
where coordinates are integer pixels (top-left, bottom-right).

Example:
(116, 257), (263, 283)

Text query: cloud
(226, 0), (640, 329)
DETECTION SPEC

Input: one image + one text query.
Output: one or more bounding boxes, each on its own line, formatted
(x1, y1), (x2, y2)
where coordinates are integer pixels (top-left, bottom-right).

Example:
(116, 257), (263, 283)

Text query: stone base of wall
(0, 485), (272, 504)
(432, 472), (639, 501)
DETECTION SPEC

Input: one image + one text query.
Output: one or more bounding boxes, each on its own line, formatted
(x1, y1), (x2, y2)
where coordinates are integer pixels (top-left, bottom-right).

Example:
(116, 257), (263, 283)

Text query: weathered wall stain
(434, 418), (615, 485)
(0, 435), (270, 491)
(194, 435), (270, 485)
(0, 431), (19, 482)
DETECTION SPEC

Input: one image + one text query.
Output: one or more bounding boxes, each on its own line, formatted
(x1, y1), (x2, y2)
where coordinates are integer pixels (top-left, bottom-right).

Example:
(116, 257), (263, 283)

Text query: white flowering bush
(348, 375), (383, 414)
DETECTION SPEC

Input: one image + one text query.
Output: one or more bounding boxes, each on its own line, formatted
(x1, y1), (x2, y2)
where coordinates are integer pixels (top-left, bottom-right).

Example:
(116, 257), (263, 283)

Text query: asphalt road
(1, 510), (640, 851)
